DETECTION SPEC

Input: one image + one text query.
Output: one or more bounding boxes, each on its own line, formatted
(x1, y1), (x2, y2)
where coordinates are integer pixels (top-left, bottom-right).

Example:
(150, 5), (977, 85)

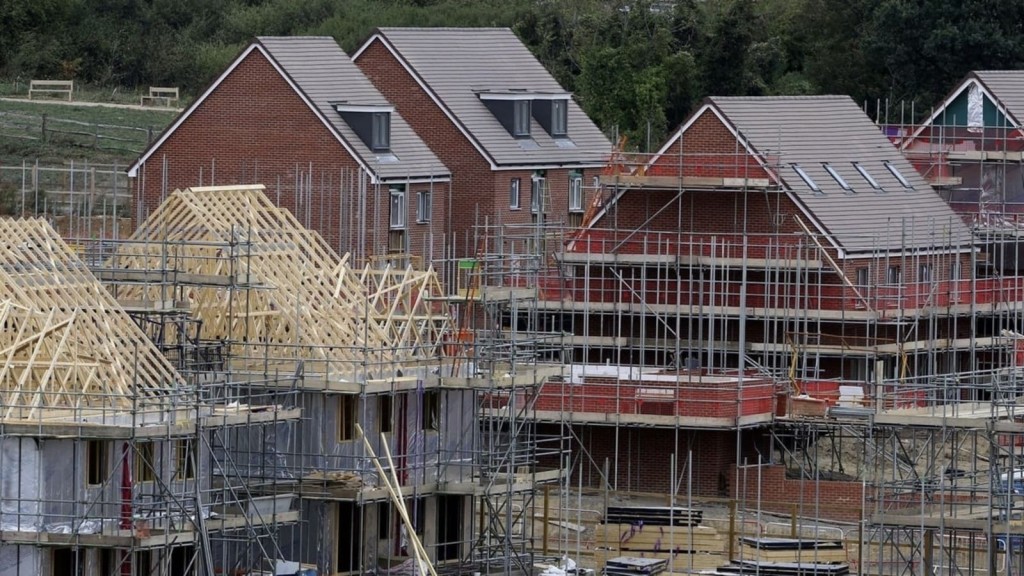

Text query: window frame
(513, 100), (531, 137)
(551, 99), (568, 137)
(371, 112), (391, 151)
(389, 188), (407, 229)
(86, 440), (107, 486)
(509, 178), (521, 209)
(791, 164), (821, 193)
(378, 395), (393, 435)
(416, 190), (431, 223)
(175, 440), (195, 481)
(823, 163), (852, 191)
(134, 442), (156, 483)
(530, 176), (544, 213)
(884, 161), (914, 189)
(338, 395), (357, 442)
(887, 264), (902, 284)
(853, 162), (881, 190)
(568, 175), (584, 212)
(422, 389), (439, 431)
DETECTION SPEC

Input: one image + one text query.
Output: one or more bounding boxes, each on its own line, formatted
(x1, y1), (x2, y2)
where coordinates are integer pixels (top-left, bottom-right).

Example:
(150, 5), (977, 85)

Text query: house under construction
(11, 87), (1024, 576)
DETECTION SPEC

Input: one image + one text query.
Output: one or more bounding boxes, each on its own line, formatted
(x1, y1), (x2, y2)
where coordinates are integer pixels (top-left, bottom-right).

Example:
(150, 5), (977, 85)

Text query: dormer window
(334, 103), (394, 152)
(478, 91), (571, 139)
(513, 100), (531, 137)
(551, 99), (568, 137)
(372, 112), (390, 151)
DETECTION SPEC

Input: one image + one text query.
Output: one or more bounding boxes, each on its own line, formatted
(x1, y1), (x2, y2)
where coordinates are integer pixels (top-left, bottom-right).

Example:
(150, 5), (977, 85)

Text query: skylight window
(791, 164), (821, 193)
(853, 162), (881, 190)
(884, 162), (914, 189)
(823, 164), (852, 192)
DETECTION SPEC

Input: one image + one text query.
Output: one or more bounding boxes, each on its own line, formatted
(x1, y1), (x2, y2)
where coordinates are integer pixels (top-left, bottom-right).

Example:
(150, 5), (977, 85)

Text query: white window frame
(509, 178), (521, 209)
(513, 100), (531, 137)
(416, 190), (431, 223)
(551, 99), (568, 136)
(390, 189), (406, 229)
(372, 112), (390, 151)
(569, 175), (584, 212)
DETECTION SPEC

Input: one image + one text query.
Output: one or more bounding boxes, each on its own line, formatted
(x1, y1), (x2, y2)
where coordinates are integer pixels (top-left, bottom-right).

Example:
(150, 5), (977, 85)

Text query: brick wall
(133, 47), (448, 266)
(730, 465), (868, 523)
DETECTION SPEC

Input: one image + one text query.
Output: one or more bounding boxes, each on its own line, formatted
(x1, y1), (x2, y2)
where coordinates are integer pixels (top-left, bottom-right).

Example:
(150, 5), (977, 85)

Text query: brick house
(353, 27), (612, 257)
(527, 96), (996, 505)
(129, 36), (451, 266)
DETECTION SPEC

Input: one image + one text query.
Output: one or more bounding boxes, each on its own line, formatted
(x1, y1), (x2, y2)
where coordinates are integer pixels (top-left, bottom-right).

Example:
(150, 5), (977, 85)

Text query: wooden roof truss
(114, 185), (415, 380)
(357, 262), (453, 360)
(0, 218), (183, 420)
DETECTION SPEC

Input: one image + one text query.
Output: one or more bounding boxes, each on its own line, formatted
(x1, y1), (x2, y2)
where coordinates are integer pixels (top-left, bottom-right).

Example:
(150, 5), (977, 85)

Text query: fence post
(148, 126), (154, 143)
(41, 114), (47, 142)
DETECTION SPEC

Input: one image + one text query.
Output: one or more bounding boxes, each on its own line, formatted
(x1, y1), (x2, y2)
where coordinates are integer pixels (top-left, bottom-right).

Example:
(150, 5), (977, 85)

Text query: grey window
(551, 99), (568, 136)
(416, 191), (431, 223)
(372, 112), (390, 151)
(509, 178), (521, 208)
(569, 175), (584, 212)
(513, 100), (531, 137)
(390, 188), (406, 229)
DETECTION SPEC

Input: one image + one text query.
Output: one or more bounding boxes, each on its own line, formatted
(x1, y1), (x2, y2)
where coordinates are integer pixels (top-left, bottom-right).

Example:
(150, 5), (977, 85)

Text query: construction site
(8, 91), (1024, 576)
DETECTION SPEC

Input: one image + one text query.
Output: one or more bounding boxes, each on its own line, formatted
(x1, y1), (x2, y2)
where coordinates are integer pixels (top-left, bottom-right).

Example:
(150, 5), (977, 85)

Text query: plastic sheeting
(968, 83), (984, 133)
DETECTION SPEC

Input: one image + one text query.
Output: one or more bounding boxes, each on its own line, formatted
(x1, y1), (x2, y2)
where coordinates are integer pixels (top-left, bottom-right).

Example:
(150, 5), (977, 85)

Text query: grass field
(0, 96), (180, 165)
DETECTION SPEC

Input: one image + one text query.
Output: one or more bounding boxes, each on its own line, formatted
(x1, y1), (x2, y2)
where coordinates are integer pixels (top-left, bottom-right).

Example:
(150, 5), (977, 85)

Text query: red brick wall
(648, 109), (772, 180)
(133, 47), (449, 265)
(730, 465), (868, 522)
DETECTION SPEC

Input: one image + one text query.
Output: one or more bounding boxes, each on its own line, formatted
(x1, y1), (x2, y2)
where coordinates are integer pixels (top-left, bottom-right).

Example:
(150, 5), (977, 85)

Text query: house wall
(356, 39), (600, 257)
(134, 48), (449, 266)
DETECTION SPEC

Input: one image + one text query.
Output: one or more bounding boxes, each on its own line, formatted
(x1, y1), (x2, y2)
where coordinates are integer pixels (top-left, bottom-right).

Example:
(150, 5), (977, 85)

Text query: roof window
(823, 163), (852, 192)
(853, 162), (881, 190)
(884, 162), (914, 189)
(791, 164), (821, 194)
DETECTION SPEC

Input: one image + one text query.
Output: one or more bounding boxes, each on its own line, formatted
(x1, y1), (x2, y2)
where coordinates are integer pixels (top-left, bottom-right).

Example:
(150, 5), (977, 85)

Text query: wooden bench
(28, 80), (73, 101)
(140, 86), (179, 107)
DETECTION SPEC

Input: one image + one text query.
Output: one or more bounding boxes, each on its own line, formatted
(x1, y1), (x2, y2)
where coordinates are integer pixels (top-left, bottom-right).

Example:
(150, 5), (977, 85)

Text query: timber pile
(0, 218), (186, 420)
(736, 537), (847, 564)
(305, 470), (363, 489)
(595, 506), (727, 574)
(603, 556), (667, 576)
(715, 559), (850, 575)
(605, 506), (702, 527)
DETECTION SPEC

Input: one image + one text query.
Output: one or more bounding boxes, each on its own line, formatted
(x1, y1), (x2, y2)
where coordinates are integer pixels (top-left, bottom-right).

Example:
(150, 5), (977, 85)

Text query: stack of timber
(714, 559), (850, 575)
(304, 470), (363, 489)
(594, 506), (727, 573)
(604, 557), (668, 576)
(736, 538), (847, 564)
(605, 506), (702, 527)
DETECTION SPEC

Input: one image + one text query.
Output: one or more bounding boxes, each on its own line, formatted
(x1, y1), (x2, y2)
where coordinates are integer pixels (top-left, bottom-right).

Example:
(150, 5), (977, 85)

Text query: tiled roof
(369, 27), (611, 167)
(709, 95), (973, 254)
(258, 36), (449, 181)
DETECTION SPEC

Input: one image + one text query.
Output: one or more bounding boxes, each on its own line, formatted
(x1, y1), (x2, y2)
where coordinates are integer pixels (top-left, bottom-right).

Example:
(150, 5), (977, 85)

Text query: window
(884, 161), (913, 189)
(513, 100), (531, 137)
(569, 175), (584, 212)
(134, 442), (155, 483)
(853, 162), (881, 190)
(823, 163), (852, 191)
(176, 440), (195, 480)
(338, 395), (357, 442)
(856, 266), (870, 287)
(372, 112), (390, 151)
(887, 265), (902, 284)
(791, 164), (821, 193)
(531, 175), (545, 213)
(378, 395), (393, 434)
(390, 188), (406, 229)
(378, 502), (393, 539)
(422, 390), (439, 431)
(551, 99), (568, 136)
(918, 263), (933, 283)
(951, 261), (962, 300)
(416, 191), (431, 223)
(86, 441), (107, 486)
(509, 178), (521, 209)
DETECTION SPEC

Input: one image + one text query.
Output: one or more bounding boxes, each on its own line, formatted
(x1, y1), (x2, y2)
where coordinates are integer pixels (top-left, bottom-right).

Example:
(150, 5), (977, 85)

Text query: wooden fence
(0, 110), (155, 154)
